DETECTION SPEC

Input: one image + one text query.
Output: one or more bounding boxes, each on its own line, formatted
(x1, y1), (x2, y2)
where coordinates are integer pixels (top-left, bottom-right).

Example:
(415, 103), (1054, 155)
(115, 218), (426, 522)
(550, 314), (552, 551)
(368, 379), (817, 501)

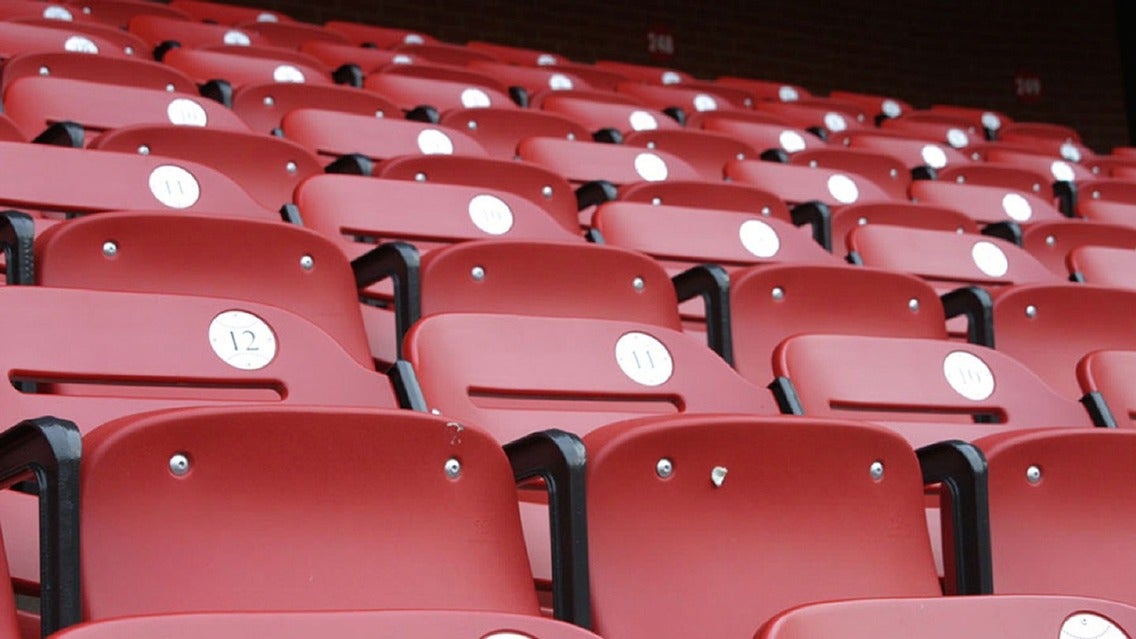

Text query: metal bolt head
(466, 120), (477, 130)
(169, 453), (190, 476)
(1025, 305), (1038, 319)
(710, 466), (728, 487)
(908, 298), (919, 312)
(761, 206), (771, 216)
(137, 145), (151, 155)
(38, 66), (49, 76)
(1093, 191), (1101, 199)
(632, 276), (645, 291)
(471, 266), (486, 281)
(299, 254), (314, 271)
(285, 161), (297, 174)
(869, 460), (885, 481)
(1032, 183), (1041, 192)
(656, 458), (673, 478)
(889, 168), (898, 177)
(430, 408), (441, 415)
(808, 160), (818, 168)
(1026, 465), (1042, 484)
(375, 110), (385, 118)
(444, 457), (462, 479)
(415, 172), (427, 182)
(646, 141), (656, 149)
(1045, 235), (1056, 247)
(263, 96), (275, 107)
(772, 286), (785, 300)
(541, 185), (553, 198)
(857, 217), (868, 226)
(651, 197), (662, 205)
(956, 176), (965, 183)
(125, 46), (135, 56)
(736, 152), (745, 160)
(102, 241), (118, 257)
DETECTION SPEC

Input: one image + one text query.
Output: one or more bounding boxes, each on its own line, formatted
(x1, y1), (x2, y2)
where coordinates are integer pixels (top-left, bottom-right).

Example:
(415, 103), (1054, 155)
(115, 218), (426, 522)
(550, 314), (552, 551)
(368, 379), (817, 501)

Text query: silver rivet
(632, 276), (645, 291)
(1093, 191), (1101, 199)
(415, 172), (426, 182)
(82, 6), (91, 13)
(300, 254), (314, 270)
(889, 168), (898, 177)
(38, 66), (49, 76)
(471, 266), (485, 281)
(908, 298), (919, 312)
(760, 206), (771, 216)
(1032, 183), (1041, 192)
(651, 197), (662, 205)
(164, 82), (174, 92)
(736, 152), (745, 160)
(137, 145), (150, 155)
(444, 457), (462, 479)
(956, 176), (965, 183)
(869, 460), (884, 480)
(956, 227), (966, 234)
(541, 185), (553, 198)
(857, 216), (868, 226)
(808, 160), (818, 168)
(646, 141), (656, 149)
(263, 96), (275, 107)
(772, 286), (785, 300)
(656, 458), (673, 478)
(1026, 465), (1042, 484)
(169, 453), (190, 476)
(567, 132), (576, 140)
(466, 120), (477, 130)
(285, 161), (297, 174)
(745, 98), (753, 107)
(1045, 235), (1056, 246)
(430, 408), (441, 415)
(125, 46), (135, 56)
(710, 466), (728, 487)
(1092, 166), (1101, 174)
(1025, 305), (1037, 318)
(375, 110), (385, 118)
(972, 152), (981, 160)
(102, 241), (118, 257)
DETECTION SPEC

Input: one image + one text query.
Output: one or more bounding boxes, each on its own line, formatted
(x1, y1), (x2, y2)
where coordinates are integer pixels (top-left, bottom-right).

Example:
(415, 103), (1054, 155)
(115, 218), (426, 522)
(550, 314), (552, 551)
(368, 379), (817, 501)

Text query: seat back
(518, 138), (699, 185)
(439, 108), (589, 160)
(1078, 350), (1136, 427)
(404, 313), (776, 443)
(0, 21), (129, 60)
(364, 72), (516, 112)
(3, 76), (251, 139)
(585, 415), (941, 639)
(909, 181), (1065, 225)
(847, 132), (969, 171)
(725, 160), (893, 207)
(91, 125), (322, 210)
(757, 595), (1136, 639)
(1, 51), (197, 94)
(773, 334), (1093, 448)
(282, 109), (486, 164)
(730, 264), (948, 385)
(231, 83), (398, 134)
(232, 19), (348, 49)
(128, 14), (269, 48)
(34, 212), (374, 368)
(0, 142), (273, 219)
(79, 406), (538, 619)
(1068, 244), (1136, 287)
(618, 180), (792, 218)
(829, 202), (978, 257)
(1021, 221), (1136, 277)
(789, 147), (912, 201)
(162, 47), (332, 88)
(847, 227), (1057, 291)
(978, 429), (1136, 602)
(540, 94), (681, 136)
(419, 240), (682, 330)
(623, 129), (759, 181)
(169, 0), (294, 24)
(992, 284), (1136, 399)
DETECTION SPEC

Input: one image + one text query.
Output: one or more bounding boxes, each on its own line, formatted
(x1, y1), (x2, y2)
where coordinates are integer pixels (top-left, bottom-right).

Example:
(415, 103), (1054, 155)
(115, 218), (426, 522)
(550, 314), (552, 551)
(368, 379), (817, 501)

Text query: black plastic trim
(672, 264), (733, 364)
(916, 440), (992, 595)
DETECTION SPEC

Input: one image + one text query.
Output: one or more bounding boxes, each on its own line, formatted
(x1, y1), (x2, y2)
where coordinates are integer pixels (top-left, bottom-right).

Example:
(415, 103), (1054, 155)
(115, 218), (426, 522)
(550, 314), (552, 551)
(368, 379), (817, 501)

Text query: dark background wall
(232, 0), (1128, 152)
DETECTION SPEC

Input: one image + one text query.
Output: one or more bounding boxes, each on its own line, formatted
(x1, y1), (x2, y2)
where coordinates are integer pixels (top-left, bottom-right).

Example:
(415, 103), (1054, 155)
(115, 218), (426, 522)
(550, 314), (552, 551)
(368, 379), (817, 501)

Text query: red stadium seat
(624, 128), (759, 180)
(909, 180), (1066, 226)
(1022, 220), (1136, 277)
(161, 47), (333, 89)
(725, 159), (894, 208)
(829, 202), (978, 257)
(169, 0), (294, 24)
(281, 109), (486, 165)
(0, 20), (129, 59)
(323, 20), (437, 48)
(789, 147), (913, 201)
(63, 0), (191, 29)
(233, 19), (348, 49)
(847, 131), (970, 171)
(0, 50), (197, 93)
(540, 93), (681, 136)
(518, 138), (701, 186)
(439, 107), (589, 160)
(231, 82), (398, 134)
(364, 69), (517, 112)
(128, 14), (269, 48)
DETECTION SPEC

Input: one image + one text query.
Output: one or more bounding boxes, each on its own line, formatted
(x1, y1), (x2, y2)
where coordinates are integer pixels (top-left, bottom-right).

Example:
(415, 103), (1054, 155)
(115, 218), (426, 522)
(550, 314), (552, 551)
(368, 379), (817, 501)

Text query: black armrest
(279, 203), (303, 225)
(759, 148), (790, 163)
(199, 79), (233, 108)
(980, 221), (1023, 246)
(916, 440), (992, 595)
(508, 86), (529, 108)
(325, 153), (375, 176)
(575, 180), (618, 211)
(911, 165), (937, 181)
(768, 376), (805, 415)
(405, 105), (440, 124)
(152, 39), (181, 62)
(0, 210), (35, 285)
(940, 286), (994, 347)
(32, 122), (83, 148)
(388, 359), (428, 411)
(789, 201), (833, 252)
(504, 430), (590, 628)
(584, 228), (605, 244)
(805, 126), (828, 142)
(661, 106), (685, 125)
(591, 128), (623, 144)
(1081, 391), (1119, 428)
(331, 63), (363, 88)
(0, 417), (82, 636)
(351, 242), (421, 352)
(1053, 181), (1078, 217)
(672, 264), (733, 364)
